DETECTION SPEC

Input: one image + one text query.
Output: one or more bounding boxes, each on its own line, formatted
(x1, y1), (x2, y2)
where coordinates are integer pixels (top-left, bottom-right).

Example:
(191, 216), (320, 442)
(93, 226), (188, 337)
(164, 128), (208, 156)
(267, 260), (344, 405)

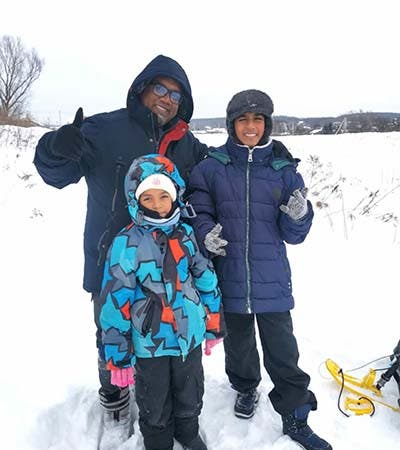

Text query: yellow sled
(325, 358), (400, 413)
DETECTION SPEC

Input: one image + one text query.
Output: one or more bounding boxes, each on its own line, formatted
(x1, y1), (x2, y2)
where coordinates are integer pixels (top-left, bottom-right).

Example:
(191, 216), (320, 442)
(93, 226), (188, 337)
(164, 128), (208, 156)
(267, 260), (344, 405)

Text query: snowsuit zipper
(153, 230), (188, 362)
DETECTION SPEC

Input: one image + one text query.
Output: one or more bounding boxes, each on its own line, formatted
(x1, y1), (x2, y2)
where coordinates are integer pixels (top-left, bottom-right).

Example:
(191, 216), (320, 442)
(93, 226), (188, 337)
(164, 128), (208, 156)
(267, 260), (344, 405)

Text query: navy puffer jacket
(34, 55), (208, 293)
(189, 138), (313, 314)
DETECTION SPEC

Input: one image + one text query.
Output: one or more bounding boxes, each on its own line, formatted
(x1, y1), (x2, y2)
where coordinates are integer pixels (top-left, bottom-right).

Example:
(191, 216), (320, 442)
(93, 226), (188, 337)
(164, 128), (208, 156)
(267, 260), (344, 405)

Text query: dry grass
(0, 113), (40, 127)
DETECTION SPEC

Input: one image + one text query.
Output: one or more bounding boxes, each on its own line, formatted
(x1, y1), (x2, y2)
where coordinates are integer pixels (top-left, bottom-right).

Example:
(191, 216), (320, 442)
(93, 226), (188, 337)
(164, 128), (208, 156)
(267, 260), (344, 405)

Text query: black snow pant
(135, 346), (204, 450)
(223, 311), (317, 416)
(93, 293), (121, 398)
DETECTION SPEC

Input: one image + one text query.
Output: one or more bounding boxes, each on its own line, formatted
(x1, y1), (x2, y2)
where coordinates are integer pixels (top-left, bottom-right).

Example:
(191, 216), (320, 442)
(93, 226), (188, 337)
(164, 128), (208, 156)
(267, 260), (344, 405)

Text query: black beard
(156, 113), (168, 126)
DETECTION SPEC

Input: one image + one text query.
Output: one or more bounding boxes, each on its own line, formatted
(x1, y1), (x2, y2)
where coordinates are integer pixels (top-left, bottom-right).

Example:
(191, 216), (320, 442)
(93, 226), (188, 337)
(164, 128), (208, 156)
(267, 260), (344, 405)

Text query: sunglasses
(149, 82), (182, 105)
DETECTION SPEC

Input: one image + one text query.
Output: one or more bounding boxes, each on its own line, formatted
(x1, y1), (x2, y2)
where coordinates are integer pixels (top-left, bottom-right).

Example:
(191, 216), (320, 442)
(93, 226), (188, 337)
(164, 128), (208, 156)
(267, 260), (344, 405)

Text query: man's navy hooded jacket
(34, 55), (208, 293)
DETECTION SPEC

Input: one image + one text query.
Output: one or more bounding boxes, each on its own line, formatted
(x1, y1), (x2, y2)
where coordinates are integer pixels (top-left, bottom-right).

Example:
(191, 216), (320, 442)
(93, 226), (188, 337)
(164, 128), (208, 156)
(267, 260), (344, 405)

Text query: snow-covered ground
(1, 125), (400, 449)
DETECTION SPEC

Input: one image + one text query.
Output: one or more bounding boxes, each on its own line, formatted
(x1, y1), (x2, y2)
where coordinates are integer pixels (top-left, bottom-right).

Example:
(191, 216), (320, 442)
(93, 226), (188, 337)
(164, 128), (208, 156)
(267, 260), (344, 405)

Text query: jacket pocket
(140, 289), (163, 336)
(141, 297), (154, 335)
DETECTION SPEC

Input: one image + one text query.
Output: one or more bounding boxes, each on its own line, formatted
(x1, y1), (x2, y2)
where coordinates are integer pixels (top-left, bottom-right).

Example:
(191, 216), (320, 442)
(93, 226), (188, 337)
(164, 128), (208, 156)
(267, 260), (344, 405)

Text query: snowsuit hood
(125, 154), (186, 226)
(127, 55), (194, 123)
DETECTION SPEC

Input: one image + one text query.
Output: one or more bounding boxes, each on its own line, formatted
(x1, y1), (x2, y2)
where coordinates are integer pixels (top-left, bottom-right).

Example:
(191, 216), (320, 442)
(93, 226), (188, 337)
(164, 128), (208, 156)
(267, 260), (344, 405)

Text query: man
(34, 55), (209, 442)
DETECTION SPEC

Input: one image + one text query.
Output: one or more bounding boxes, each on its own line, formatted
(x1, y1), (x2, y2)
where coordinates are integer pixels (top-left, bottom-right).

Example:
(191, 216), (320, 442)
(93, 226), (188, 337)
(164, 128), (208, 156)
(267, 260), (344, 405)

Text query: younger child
(189, 90), (332, 450)
(99, 154), (224, 450)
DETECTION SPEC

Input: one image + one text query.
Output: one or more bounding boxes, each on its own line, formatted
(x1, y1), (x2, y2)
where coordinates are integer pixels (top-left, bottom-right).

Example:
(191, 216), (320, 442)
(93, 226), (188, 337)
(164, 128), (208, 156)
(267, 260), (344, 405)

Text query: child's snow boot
(282, 404), (332, 450)
(98, 386), (133, 450)
(234, 389), (260, 419)
(181, 434), (207, 450)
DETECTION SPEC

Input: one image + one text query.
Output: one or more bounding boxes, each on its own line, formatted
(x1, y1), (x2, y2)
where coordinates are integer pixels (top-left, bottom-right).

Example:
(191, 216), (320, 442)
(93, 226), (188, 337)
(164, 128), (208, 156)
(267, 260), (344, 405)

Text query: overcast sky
(3, 0), (400, 124)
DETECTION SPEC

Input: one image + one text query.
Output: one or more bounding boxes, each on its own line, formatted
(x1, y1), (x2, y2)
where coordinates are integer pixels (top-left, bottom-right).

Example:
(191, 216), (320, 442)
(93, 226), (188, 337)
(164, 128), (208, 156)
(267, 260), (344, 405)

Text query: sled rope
(345, 396), (375, 416)
(344, 355), (392, 373)
(337, 367), (376, 416)
(337, 369), (350, 417)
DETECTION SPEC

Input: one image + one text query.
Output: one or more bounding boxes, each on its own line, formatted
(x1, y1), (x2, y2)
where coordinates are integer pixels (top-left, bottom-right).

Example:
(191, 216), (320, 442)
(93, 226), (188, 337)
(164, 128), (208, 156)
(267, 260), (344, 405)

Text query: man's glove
(204, 223), (228, 256)
(204, 338), (223, 356)
(279, 188), (308, 221)
(51, 107), (86, 161)
(111, 367), (135, 388)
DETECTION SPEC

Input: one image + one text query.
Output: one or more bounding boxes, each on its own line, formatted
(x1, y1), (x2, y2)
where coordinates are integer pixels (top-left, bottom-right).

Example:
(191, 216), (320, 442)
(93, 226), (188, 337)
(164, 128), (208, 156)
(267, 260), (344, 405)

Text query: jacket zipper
(245, 148), (254, 313)
(96, 157), (126, 266)
(150, 113), (160, 147)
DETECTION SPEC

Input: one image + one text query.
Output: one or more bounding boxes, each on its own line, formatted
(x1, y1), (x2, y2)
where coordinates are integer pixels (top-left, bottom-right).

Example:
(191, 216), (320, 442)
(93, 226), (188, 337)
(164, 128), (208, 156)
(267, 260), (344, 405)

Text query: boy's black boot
(182, 434), (207, 450)
(98, 387), (133, 450)
(234, 389), (260, 419)
(282, 405), (332, 450)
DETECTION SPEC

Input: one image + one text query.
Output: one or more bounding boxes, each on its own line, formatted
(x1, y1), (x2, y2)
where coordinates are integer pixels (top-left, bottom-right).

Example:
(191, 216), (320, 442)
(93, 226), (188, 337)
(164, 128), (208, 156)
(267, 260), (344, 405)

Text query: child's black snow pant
(135, 346), (204, 450)
(223, 311), (317, 416)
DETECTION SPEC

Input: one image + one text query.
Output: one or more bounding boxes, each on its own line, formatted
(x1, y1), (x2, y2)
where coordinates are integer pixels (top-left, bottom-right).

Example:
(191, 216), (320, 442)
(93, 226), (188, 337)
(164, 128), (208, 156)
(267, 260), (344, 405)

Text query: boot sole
(234, 410), (256, 419)
(285, 433), (333, 450)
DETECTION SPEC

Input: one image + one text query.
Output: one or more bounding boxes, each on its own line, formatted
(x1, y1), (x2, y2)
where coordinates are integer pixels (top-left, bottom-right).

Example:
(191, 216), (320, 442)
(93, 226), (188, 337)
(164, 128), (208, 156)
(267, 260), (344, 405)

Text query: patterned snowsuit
(99, 154), (224, 449)
(100, 154), (223, 366)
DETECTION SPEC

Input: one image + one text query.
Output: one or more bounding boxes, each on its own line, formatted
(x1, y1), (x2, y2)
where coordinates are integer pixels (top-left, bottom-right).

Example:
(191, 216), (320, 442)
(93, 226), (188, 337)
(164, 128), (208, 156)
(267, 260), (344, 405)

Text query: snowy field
(1, 125), (400, 449)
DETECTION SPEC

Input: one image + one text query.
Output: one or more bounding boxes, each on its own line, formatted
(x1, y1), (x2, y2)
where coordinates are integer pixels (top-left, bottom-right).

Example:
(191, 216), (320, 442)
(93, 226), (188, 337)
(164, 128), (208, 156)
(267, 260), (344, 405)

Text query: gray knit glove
(279, 188), (308, 221)
(204, 223), (228, 256)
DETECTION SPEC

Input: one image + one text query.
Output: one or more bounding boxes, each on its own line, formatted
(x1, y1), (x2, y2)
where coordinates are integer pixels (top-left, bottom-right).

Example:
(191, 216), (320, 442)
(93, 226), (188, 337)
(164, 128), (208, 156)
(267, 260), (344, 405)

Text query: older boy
(189, 90), (332, 450)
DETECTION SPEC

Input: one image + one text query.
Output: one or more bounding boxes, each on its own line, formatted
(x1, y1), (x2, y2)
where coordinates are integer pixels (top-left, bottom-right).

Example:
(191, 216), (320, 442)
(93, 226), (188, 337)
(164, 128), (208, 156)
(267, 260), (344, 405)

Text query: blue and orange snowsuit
(99, 154), (224, 449)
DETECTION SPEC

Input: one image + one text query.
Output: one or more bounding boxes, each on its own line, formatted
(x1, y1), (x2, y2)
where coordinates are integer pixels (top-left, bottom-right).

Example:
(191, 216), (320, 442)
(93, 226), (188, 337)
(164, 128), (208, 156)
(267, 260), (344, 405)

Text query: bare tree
(0, 35), (44, 118)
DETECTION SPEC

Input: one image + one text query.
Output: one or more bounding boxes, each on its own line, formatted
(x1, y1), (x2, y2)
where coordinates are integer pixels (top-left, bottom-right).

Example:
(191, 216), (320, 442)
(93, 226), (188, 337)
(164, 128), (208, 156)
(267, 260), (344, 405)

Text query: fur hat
(135, 173), (177, 201)
(226, 89), (274, 144)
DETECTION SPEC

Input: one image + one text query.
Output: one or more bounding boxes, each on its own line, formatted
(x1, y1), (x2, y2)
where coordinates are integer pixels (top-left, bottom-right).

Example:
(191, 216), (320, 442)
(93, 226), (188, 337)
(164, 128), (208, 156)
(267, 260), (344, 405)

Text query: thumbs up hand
(72, 107), (84, 128)
(52, 107), (86, 161)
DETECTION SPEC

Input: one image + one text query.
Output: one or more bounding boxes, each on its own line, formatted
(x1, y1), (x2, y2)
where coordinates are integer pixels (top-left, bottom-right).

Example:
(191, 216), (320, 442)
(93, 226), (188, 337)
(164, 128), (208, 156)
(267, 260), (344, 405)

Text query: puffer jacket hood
(127, 54), (194, 123)
(125, 154), (186, 225)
